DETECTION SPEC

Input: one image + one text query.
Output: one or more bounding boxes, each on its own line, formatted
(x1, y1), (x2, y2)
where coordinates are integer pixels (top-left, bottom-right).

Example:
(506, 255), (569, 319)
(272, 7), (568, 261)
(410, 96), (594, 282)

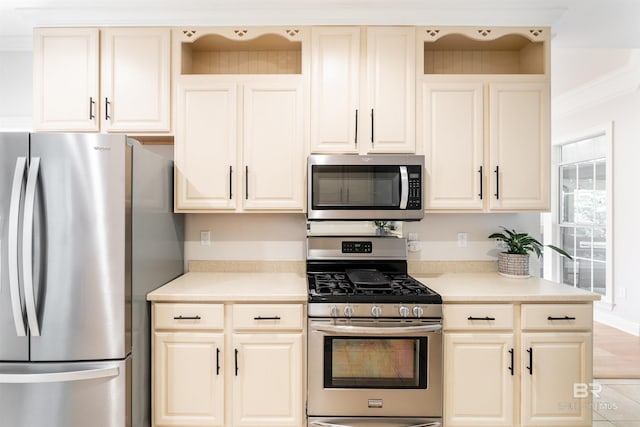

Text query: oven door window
(312, 165), (401, 209)
(324, 336), (427, 389)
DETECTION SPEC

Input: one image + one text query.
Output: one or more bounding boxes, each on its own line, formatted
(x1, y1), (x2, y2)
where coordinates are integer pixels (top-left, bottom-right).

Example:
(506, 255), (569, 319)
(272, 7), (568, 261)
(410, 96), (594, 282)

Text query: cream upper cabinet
(417, 27), (550, 211)
(310, 26), (415, 154)
(33, 27), (171, 133)
(173, 28), (308, 213)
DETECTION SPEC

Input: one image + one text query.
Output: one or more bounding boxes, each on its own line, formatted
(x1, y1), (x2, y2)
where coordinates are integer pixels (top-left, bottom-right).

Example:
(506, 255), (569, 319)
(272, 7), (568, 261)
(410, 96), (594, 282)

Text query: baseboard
(594, 309), (640, 336)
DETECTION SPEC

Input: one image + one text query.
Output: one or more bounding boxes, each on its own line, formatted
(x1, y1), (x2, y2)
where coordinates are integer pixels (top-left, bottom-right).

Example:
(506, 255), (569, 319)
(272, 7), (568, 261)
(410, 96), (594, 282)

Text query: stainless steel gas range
(306, 236), (443, 427)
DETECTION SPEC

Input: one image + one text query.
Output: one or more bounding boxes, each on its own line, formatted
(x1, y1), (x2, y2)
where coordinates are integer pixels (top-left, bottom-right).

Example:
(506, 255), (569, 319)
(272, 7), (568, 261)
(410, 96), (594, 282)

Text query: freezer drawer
(0, 358), (130, 427)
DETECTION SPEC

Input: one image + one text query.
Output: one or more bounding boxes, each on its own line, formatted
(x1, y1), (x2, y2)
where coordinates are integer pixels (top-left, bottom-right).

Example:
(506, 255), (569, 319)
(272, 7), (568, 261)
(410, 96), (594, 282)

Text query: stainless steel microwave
(307, 154), (425, 221)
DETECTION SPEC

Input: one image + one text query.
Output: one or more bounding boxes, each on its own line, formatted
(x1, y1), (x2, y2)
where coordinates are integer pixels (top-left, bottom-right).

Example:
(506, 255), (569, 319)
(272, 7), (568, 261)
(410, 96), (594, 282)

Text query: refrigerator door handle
(8, 157), (27, 337)
(0, 366), (119, 384)
(23, 157), (41, 336)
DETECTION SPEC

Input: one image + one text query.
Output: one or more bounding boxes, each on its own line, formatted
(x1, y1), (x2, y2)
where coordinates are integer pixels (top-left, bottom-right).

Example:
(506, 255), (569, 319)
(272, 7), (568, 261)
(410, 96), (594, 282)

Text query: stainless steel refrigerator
(0, 133), (184, 427)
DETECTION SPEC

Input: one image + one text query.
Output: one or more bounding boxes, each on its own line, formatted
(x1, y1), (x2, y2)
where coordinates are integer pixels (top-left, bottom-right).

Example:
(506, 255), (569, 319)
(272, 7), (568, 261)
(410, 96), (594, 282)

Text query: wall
(0, 50), (32, 130)
(552, 48), (640, 334)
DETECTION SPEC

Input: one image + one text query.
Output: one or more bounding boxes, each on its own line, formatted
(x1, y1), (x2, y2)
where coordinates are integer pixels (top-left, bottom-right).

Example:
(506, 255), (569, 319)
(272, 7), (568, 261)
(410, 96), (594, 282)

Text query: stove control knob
(399, 306), (410, 318)
(371, 305), (382, 318)
(413, 306), (424, 318)
(330, 305), (339, 317)
(344, 305), (354, 318)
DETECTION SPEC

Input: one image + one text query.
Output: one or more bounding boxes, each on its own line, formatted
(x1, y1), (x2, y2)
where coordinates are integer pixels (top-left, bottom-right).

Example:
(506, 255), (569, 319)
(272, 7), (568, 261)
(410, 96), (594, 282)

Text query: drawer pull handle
(508, 348), (514, 376)
(254, 316), (281, 321)
(526, 347), (533, 375)
(547, 316), (576, 321)
(467, 316), (496, 321)
(173, 315), (201, 320)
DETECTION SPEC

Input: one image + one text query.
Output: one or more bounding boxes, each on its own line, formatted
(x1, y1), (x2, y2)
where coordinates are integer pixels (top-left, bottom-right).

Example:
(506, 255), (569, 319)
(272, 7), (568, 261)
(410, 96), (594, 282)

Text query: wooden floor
(594, 322), (640, 379)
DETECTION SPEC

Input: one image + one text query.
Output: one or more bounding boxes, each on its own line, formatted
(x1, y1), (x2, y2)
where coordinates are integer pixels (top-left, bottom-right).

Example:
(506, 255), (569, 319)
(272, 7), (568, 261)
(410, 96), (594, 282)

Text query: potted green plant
(488, 227), (573, 278)
(374, 221), (389, 236)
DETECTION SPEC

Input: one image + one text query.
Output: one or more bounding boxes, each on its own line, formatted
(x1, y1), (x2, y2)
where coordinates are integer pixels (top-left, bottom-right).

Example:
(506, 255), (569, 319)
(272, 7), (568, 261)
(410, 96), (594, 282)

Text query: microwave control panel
(407, 165), (422, 209)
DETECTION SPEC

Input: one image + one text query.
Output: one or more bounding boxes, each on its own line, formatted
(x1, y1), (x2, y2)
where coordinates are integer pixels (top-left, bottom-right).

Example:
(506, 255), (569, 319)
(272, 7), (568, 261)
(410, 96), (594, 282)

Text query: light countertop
(147, 271), (307, 302)
(415, 272), (601, 303)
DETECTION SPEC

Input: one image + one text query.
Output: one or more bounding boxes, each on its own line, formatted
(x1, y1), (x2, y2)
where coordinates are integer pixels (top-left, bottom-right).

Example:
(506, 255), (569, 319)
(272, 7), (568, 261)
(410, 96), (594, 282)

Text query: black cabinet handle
(354, 109), (358, 146)
(234, 349), (239, 376)
(478, 166), (483, 199)
(494, 165), (500, 199)
(370, 109), (374, 144)
(526, 347), (533, 375)
(245, 165), (248, 200)
(104, 97), (111, 120)
(467, 316), (496, 321)
(508, 348), (514, 376)
(173, 315), (201, 320)
(89, 97), (96, 120)
(216, 348), (220, 375)
(229, 166), (233, 199)
(254, 316), (281, 321)
(547, 316), (577, 321)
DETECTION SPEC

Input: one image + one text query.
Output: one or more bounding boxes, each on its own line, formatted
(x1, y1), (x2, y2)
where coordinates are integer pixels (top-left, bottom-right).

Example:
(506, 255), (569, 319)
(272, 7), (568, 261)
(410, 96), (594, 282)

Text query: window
(551, 124), (612, 303)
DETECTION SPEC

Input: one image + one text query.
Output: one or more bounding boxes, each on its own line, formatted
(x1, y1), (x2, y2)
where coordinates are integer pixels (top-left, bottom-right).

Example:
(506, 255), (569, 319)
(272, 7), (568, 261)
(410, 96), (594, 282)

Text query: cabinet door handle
(234, 349), (239, 376)
(245, 165), (248, 200)
(173, 315), (201, 320)
(547, 316), (576, 321)
(104, 97), (111, 120)
(354, 109), (358, 146)
(508, 348), (514, 376)
(467, 316), (495, 321)
(494, 165), (500, 199)
(526, 347), (533, 375)
(216, 348), (220, 375)
(89, 97), (96, 120)
(370, 108), (374, 144)
(229, 166), (233, 199)
(254, 316), (281, 321)
(478, 166), (483, 199)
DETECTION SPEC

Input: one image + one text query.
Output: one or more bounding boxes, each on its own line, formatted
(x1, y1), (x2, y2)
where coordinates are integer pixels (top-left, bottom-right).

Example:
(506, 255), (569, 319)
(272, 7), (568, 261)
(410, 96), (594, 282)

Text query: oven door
(307, 318), (442, 418)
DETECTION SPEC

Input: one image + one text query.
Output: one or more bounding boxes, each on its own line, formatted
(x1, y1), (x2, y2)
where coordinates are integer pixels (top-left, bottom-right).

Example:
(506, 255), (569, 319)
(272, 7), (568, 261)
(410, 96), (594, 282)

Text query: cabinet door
(521, 332), (592, 426)
(232, 334), (303, 427)
(154, 332), (225, 427)
(101, 28), (171, 132)
(422, 81), (484, 210)
(444, 333), (515, 427)
(242, 78), (306, 211)
(174, 78), (238, 211)
(310, 27), (360, 153)
(489, 81), (550, 210)
(33, 28), (99, 131)
(365, 27), (415, 153)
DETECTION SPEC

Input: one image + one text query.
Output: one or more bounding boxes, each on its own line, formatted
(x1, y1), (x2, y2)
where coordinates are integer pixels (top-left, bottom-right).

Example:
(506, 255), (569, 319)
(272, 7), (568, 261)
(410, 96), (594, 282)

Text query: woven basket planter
(497, 253), (530, 278)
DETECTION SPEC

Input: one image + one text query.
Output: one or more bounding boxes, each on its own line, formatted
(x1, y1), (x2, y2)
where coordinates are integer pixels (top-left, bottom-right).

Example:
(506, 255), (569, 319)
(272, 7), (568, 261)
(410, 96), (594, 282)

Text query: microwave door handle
(8, 157), (28, 336)
(399, 166), (409, 209)
(313, 324), (442, 335)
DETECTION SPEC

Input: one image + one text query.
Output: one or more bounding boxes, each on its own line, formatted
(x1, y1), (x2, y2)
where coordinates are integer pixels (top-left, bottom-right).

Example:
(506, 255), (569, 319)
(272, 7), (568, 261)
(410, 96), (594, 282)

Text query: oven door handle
(311, 421), (441, 427)
(312, 323), (442, 335)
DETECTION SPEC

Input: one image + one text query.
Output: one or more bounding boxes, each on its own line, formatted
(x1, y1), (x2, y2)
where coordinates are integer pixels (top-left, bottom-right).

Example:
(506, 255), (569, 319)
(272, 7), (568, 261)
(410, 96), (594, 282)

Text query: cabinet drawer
(154, 303), (224, 330)
(233, 304), (303, 331)
(521, 303), (593, 331)
(444, 304), (514, 330)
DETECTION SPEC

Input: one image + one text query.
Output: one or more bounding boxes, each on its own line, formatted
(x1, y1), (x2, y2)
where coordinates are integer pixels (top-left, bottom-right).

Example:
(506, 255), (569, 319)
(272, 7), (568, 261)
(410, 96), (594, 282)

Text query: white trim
(553, 50), (640, 119)
(594, 307), (640, 337)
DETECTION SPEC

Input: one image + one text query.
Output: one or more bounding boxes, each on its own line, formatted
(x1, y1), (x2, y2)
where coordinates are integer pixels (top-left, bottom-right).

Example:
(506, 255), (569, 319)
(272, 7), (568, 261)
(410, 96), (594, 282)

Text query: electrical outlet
(457, 232), (468, 248)
(200, 230), (211, 246)
(408, 233), (419, 241)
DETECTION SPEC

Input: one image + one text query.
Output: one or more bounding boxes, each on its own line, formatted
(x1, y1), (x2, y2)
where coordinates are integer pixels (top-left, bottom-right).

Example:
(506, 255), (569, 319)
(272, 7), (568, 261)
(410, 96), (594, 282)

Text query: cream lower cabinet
(421, 78), (549, 211)
(152, 302), (304, 427)
(174, 76), (306, 212)
(443, 302), (593, 427)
